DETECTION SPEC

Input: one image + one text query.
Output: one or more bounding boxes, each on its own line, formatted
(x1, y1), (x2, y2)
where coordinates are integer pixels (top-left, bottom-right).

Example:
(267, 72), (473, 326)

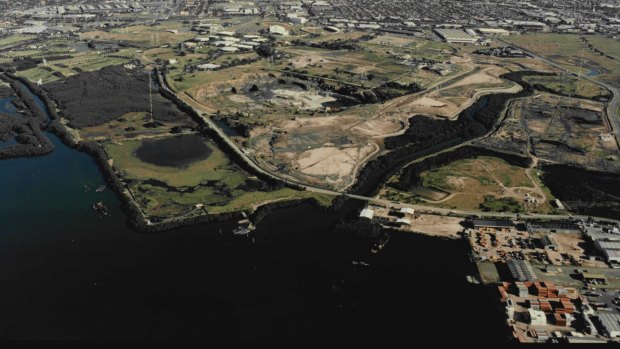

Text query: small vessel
(371, 233), (390, 254)
(233, 226), (254, 235)
(233, 218), (255, 236)
(466, 275), (480, 284)
(95, 185), (106, 192)
(92, 201), (110, 216)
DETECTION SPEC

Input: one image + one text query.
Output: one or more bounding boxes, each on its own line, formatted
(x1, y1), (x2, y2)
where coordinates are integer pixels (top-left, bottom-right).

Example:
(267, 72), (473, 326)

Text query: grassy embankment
(105, 138), (333, 217)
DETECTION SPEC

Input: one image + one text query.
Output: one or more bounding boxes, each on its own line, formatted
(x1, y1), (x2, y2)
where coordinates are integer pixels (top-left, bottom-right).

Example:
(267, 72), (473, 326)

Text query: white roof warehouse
(434, 29), (478, 44)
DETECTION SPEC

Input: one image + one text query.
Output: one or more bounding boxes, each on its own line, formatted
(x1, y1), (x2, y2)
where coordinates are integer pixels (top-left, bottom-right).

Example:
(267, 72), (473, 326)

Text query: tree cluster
(44, 65), (185, 128)
(350, 71), (538, 196)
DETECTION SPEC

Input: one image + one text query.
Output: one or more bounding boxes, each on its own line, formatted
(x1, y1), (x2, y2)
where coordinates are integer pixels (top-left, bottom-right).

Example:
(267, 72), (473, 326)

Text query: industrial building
(507, 259), (538, 281)
(539, 235), (556, 251)
(598, 312), (620, 338)
(512, 21), (548, 32)
(527, 221), (581, 234)
(287, 14), (307, 24)
(434, 28), (478, 44)
(595, 240), (620, 264)
(527, 308), (547, 326)
(478, 28), (510, 36)
(196, 63), (221, 71)
(471, 219), (515, 232)
(269, 25), (288, 37)
(581, 273), (607, 285)
(359, 208), (374, 220)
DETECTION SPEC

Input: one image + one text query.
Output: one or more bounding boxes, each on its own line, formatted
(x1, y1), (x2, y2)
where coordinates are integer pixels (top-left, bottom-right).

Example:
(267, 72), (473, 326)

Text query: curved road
(500, 38), (620, 150)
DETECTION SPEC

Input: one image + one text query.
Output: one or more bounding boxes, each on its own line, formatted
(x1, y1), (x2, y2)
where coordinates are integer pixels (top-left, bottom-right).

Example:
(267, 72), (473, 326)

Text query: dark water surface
(0, 82), (509, 342)
(0, 132), (508, 341)
(135, 133), (213, 167)
(0, 97), (17, 115)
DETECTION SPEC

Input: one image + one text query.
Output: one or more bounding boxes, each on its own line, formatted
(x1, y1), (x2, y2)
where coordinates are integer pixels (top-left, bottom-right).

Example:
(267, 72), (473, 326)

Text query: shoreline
(2, 68), (619, 232)
(2, 70), (349, 233)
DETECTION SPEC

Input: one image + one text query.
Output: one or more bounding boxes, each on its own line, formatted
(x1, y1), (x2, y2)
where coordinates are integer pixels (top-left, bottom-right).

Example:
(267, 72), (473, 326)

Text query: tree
(256, 43), (274, 58)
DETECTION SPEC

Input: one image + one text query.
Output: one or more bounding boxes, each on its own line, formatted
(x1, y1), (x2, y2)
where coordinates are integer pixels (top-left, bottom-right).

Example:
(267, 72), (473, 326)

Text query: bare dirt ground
(295, 143), (376, 185)
(403, 214), (465, 239)
(250, 60), (526, 190)
(171, 49), (552, 192)
(553, 233), (587, 258)
(253, 114), (385, 189)
(370, 62), (521, 122)
(444, 65), (507, 89)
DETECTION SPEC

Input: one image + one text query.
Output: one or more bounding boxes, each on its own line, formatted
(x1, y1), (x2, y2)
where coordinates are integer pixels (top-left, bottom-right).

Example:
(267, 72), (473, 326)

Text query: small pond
(135, 134), (213, 168)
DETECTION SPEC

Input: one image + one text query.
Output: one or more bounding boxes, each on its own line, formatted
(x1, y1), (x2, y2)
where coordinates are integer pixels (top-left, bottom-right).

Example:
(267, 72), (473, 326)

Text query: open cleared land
(81, 22), (196, 47)
(524, 74), (611, 100)
(383, 156), (552, 213)
(0, 35), (35, 47)
(586, 35), (620, 61)
(16, 48), (136, 84)
(506, 34), (620, 86)
(3, 21), (616, 222)
(154, 28), (528, 190)
(105, 135), (329, 218)
(403, 65), (521, 119)
(522, 93), (619, 171)
(21, 60), (335, 222)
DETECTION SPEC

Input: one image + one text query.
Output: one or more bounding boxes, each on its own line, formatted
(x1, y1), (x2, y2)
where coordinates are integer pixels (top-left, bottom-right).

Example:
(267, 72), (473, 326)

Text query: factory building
(471, 219), (515, 233)
(527, 221), (581, 234)
(512, 21), (548, 32)
(598, 312), (620, 338)
(434, 28), (478, 44)
(478, 28), (510, 36)
(287, 14), (307, 24)
(196, 63), (221, 71)
(594, 240), (620, 264)
(359, 208), (375, 220)
(527, 308), (547, 326)
(507, 259), (538, 281)
(269, 25), (288, 37)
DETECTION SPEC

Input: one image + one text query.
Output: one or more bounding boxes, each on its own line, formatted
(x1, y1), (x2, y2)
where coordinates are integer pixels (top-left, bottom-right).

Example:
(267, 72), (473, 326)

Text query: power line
(148, 72), (153, 123)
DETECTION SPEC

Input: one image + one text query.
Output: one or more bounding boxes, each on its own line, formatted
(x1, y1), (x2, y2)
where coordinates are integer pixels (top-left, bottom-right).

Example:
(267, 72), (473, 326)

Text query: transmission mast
(148, 72), (154, 123)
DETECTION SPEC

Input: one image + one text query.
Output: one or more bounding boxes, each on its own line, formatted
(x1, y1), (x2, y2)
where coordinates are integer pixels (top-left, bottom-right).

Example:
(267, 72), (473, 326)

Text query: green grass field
(81, 22), (196, 47)
(506, 34), (620, 86)
(587, 35), (620, 61)
(106, 138), (244, 188)
(0, 35), (35, 47)
(524, 74), (610, 99)
(105, 137), (334, 217)
(16, 48), (136, 84)
(386, 156), (552, 213)
(479, 195), (523, 213)
(421, 156), (533, 193)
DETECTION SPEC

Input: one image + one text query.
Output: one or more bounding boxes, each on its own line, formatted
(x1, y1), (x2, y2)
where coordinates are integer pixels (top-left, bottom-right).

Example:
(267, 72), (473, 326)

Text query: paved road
(157, 70), (620, 225)
(500, 39), (620, 150)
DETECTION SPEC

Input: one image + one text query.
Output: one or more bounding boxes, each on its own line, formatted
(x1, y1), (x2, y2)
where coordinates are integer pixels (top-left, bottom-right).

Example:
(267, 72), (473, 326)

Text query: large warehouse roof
(434, 28), (477, 43)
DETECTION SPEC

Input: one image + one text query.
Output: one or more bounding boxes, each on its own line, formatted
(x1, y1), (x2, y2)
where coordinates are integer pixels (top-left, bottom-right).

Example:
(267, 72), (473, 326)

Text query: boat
(233, 226), (254, 235)
(233, 219), (255, 236)
(92, 201), (110, 216)
(95, 185), (106, 192)
(371, 233), (390, 254)
(466, 275), (480, 284)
